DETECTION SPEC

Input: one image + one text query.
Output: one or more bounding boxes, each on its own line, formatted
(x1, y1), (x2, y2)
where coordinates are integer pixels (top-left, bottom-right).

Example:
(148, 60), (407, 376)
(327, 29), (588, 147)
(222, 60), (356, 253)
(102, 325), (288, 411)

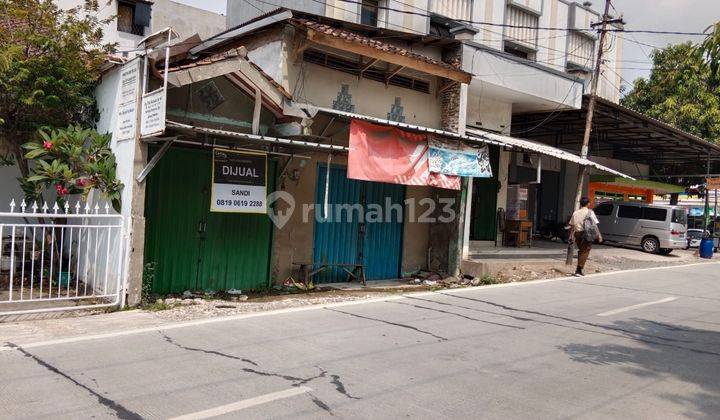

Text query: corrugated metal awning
(465, 128), (634, 180)
(165, 120), (349, 153)
(310, 105), (634, 180)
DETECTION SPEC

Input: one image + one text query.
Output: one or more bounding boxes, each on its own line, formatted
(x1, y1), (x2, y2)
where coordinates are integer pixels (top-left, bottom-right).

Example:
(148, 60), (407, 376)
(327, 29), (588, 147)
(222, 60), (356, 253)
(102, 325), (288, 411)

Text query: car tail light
(671, 230), (683, 236)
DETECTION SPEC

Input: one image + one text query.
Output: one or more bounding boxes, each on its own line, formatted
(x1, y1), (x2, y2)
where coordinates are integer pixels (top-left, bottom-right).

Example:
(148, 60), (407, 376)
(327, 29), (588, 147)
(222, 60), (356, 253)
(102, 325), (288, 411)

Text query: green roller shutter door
(470, 146), (501, 241)
(144, 146), (275, 294)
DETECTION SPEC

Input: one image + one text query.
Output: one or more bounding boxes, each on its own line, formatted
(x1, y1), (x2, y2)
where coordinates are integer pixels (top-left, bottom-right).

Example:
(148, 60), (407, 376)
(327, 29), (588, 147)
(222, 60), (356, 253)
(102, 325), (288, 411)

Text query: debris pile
(405, 271), (498, 288)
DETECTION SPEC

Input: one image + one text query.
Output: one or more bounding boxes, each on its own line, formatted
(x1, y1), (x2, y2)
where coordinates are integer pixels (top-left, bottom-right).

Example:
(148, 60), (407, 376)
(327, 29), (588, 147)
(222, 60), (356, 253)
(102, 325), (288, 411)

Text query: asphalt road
(2, 263), (720, 419)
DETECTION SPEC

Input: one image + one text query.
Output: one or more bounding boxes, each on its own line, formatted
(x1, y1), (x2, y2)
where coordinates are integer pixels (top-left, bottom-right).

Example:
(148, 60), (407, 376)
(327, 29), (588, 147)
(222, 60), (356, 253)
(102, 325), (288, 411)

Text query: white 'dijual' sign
(211, 149), (267, 213)
(140, 88), (166, 137)
(114, 60), (141, 142)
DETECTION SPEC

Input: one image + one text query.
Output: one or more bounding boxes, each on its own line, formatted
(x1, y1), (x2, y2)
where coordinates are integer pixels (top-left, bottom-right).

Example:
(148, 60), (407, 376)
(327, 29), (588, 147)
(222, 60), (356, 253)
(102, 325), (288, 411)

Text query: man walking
(569, 197), (602, 276)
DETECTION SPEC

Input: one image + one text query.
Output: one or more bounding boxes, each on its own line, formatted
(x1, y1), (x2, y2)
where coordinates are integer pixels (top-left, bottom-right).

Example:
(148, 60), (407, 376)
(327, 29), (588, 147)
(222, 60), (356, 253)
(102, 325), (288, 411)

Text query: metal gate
(0, 199), (125, 316)
(313, 165), (404, 283)
(144, 146), (275, 294)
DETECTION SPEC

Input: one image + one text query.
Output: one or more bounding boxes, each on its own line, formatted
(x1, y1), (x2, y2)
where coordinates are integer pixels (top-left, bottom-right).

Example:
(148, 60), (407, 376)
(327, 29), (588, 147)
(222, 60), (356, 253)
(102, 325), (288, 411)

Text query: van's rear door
(670, 208), (688, 241)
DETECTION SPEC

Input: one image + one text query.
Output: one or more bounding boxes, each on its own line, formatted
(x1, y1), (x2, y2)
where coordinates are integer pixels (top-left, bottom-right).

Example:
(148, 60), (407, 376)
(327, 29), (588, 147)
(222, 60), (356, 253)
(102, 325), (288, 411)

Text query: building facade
(228, 1), (625, 249)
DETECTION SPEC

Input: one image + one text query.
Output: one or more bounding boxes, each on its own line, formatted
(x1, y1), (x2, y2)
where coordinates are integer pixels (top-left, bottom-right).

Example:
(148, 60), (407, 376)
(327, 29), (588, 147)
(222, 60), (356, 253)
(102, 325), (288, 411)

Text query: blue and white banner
(428, 138), (493, 178)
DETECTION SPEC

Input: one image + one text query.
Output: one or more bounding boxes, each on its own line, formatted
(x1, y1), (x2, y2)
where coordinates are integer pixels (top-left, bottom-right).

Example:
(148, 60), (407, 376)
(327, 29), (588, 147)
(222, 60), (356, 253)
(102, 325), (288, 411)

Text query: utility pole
(566, 0), (618, 265)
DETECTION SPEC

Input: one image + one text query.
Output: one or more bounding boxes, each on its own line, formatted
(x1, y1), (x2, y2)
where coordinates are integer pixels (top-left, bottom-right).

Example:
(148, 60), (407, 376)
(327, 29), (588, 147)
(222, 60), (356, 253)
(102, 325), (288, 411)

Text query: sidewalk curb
(2, 260), (718, 352)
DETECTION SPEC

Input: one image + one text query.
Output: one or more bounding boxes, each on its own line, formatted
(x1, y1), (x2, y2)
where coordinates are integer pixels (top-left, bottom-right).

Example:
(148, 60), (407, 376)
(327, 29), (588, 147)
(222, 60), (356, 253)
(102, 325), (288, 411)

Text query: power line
(327, 0), (711, 36)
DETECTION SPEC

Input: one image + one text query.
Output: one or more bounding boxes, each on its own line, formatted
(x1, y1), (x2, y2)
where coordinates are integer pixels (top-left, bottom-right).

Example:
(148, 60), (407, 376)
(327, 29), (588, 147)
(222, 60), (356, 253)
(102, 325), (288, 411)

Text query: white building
(56, 0), (226, 58)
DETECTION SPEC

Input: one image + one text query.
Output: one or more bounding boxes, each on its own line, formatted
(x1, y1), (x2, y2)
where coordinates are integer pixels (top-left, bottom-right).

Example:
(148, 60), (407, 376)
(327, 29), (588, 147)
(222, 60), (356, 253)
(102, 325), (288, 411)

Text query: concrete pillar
(125, 140), (148, 306)
(462, 177), (474, 258)
(428, 65), (468, 275)
(430, 46), (469, 276)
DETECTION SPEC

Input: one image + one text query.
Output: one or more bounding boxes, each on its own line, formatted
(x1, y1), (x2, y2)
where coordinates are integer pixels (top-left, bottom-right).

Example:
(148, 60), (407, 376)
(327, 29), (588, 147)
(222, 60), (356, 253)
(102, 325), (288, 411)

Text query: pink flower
(55, 184), (68, 196)
(76, 178), (87, 187)
(43, 141), (53, 150)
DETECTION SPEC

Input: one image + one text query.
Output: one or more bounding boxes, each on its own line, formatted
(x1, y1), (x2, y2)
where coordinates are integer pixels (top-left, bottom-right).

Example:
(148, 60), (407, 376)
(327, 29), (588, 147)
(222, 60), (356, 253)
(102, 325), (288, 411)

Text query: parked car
(685, 229), (705, 249)
(593, 201), (687, 254)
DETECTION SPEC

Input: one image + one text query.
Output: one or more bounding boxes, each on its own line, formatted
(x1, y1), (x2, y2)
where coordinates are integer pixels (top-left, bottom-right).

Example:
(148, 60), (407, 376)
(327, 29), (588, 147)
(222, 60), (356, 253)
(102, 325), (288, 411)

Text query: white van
(593, 201), (687, 254)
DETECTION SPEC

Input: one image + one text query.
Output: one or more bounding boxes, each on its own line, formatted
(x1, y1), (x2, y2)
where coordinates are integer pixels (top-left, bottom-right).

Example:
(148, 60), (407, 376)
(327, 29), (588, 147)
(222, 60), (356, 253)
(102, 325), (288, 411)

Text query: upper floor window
(361, 0), (379, 26)
(117, 1), (151, 36)
(504, 5), (539, 57)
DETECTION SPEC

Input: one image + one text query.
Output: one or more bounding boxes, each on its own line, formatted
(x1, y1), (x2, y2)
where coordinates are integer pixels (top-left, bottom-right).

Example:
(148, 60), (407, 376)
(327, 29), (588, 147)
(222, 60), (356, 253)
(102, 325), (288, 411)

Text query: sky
(174, 0), (720, 92)
(612, 0), (720, 91)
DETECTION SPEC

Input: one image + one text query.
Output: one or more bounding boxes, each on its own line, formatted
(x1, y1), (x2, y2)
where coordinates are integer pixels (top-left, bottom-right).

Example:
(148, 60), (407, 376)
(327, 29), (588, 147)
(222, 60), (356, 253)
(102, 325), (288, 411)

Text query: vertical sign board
(211, 149), (267, 213)
(140, 88), (166, 137)
(114, 60), (140, 142)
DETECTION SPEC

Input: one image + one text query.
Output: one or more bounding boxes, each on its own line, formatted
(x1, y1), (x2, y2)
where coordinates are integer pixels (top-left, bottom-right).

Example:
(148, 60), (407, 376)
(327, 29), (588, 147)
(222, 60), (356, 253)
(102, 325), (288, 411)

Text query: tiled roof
(290, 18), (466, 73)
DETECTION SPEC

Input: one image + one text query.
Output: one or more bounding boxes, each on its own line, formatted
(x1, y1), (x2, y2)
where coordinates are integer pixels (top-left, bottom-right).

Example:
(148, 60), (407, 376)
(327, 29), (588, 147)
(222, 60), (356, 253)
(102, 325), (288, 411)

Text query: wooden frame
(305, 28), (472, 84)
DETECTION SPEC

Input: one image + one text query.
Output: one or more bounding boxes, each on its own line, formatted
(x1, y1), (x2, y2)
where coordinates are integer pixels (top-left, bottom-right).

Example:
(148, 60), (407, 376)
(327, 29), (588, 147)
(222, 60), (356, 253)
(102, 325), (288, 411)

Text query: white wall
(464, 46), (584, 112)
(471, 0), (506, 50)
(151, 0), (225, 40)
(56, 0), (145, 56)
(56, 0), (224, 59)
(323, 0), (430, 34)
(95, 58), (141, 221)
(383, 0), (430, 34)
(537, 0), (569, 73)
(466, 95), (512, 132)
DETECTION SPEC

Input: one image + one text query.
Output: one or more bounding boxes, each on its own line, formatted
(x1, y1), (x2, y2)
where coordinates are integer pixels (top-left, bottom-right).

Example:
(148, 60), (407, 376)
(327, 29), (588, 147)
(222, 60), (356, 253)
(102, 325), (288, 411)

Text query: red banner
(347, 120), (460, 190)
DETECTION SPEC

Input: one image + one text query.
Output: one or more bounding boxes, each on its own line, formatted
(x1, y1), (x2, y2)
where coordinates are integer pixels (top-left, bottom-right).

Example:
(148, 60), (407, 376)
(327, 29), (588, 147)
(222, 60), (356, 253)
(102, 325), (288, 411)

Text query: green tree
(0, 0), (114, 176)
(621, 42), (720, 143)
(22, 126), (123, 212)
(700, 22), (720, 88)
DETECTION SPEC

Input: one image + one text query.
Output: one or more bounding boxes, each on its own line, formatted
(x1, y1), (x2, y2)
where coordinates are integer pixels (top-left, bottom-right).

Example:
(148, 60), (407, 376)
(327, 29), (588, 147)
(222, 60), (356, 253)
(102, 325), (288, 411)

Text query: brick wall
(429, 45), (466, 275)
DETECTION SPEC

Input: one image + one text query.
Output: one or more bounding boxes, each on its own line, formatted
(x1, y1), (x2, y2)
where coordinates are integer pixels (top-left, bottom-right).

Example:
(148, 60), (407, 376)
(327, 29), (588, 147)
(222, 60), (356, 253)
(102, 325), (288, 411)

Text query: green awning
(590, 176), (685, 194)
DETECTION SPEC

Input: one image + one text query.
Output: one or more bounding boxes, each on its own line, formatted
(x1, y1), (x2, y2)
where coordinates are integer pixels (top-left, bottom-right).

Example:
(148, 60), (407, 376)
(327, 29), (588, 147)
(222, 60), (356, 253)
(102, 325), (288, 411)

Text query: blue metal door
(362, 180), (405, 279)
(313, 165), (404, 283)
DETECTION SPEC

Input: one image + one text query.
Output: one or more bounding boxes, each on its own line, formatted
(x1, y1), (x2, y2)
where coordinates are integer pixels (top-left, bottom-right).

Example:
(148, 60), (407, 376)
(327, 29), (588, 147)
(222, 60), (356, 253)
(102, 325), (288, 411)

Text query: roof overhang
(512, 96), (720, 168)
(300, 25), (471, 84)
(305, 105), (633, 179)
(465, 128), (633, 179)
(164, 120), (349, 153)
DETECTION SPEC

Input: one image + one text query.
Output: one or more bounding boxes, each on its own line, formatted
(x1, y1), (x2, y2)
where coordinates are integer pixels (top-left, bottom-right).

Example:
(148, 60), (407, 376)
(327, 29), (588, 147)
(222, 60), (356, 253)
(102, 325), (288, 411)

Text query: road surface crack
(6, 343), (142, 420)
(310, 393), (334, 415)
(439, 293), (720, 357)
(326, 308), (448, 342)
(159, 333), (359, 406)
(160, 332), (303, 381)
(391, 300), (525, 330)
(407, 296), (535, 323)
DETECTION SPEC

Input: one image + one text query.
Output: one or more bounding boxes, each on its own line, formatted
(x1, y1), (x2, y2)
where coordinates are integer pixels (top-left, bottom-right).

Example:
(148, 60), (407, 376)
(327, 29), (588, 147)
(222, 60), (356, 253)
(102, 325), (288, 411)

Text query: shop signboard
(115, 59), (140, 142)
(210, 149), (267, 213)
(140, 88), (166, 137)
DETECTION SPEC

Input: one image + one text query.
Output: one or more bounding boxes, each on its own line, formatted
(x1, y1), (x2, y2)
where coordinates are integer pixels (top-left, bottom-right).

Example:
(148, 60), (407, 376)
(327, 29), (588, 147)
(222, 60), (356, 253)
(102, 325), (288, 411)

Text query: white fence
(0, 199), (124, 316)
